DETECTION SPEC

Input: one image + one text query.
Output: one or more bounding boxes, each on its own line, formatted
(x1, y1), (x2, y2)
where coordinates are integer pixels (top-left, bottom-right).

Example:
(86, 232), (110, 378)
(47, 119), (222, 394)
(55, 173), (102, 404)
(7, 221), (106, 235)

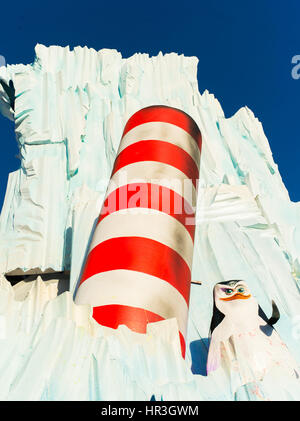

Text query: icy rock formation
(0, 275), (195, 401)
(0, 44), (300, 400)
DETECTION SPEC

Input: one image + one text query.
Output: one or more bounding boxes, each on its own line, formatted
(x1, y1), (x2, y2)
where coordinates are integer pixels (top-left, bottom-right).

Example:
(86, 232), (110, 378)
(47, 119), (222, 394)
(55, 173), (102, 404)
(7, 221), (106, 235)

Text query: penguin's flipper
(268, 300), (280, 326)
(206, 336), (221, 374)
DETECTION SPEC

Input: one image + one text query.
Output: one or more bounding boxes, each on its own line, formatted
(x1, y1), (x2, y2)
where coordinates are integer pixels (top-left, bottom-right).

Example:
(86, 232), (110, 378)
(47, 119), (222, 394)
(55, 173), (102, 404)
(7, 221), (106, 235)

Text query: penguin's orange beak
(220, 293), (251, 301)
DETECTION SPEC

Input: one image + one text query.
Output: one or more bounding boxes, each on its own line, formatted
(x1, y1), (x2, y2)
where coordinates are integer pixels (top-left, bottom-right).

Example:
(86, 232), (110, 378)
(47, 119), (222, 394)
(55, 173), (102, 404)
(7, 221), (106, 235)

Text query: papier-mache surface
(0, 44), (300, 400)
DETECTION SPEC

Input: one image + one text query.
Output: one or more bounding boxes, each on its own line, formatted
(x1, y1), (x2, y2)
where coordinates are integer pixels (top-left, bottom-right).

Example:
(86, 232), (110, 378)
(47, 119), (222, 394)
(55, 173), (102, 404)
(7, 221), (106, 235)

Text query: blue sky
(0, 0), (299, 205)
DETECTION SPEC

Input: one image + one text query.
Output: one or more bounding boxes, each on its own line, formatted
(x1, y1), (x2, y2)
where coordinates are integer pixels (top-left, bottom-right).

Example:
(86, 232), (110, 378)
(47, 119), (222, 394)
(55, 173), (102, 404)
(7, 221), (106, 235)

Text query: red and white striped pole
(75, 105), (202, 357)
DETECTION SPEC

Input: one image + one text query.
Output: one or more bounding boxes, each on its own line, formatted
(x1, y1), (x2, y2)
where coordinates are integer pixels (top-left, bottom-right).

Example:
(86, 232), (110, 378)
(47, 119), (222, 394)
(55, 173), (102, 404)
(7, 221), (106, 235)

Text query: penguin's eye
(237, 287), (245, 293)
(225, 288), (233, 295)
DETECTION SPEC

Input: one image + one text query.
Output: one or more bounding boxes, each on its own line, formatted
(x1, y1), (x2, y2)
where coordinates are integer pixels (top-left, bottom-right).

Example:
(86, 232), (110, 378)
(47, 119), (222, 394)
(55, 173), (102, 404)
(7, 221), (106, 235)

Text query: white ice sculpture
(0, 44), (300, 400)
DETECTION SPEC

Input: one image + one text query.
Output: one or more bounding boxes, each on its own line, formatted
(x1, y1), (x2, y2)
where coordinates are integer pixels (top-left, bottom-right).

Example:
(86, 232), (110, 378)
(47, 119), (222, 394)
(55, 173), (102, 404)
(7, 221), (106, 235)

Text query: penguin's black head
(209, 280), (244, 334)
(209, 280), (280, 334)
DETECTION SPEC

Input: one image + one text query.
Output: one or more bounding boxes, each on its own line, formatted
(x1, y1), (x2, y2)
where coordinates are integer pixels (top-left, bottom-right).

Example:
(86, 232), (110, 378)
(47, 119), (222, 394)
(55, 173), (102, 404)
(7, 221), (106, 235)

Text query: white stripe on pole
(89, 209), (194, 268)
(105, 161), (197, 207)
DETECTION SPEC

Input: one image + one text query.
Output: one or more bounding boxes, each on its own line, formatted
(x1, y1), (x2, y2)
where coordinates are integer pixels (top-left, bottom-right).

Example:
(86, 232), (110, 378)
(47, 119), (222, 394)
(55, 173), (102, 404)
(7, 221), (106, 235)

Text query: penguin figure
(207, 280), (299, 386)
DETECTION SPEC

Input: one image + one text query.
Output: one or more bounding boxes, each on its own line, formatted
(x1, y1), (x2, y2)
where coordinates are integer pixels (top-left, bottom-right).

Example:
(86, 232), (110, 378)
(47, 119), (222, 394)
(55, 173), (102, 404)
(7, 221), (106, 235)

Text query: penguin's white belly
(220, 327), (299, 385)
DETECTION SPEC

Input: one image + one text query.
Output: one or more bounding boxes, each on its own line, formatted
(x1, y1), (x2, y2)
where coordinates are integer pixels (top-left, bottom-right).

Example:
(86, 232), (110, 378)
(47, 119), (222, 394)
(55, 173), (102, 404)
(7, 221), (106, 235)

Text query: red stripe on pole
(80, 236), (191, 304)
(93, 304), (164, 331)
(179, 332), (186, 358)
(122, 105), (202, 150)
(92, 304), (186, 357)
(98, 183), (195, 240)
(112, 140), (199, 187)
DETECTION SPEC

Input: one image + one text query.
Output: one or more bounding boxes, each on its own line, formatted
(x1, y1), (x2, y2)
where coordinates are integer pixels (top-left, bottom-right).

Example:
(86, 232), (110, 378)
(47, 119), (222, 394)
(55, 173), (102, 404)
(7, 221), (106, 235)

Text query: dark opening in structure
(5, 272), (70, 296)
